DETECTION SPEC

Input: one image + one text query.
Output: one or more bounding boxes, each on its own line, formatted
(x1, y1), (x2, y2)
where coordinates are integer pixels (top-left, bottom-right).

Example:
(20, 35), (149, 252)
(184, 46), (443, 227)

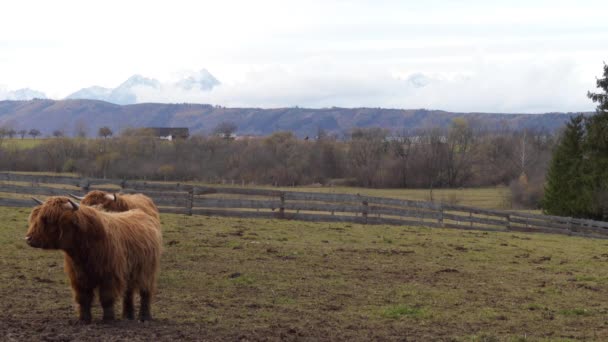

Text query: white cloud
(1, 1), (607, 111)
(131, 59), (596, 113)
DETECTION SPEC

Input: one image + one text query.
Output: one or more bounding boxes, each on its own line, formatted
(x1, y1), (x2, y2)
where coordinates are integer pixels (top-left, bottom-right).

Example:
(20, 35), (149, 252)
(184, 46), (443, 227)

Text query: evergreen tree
(542, 115), (587, 216)
(587, 63), (608, 112)
(543, 63), (608, 220)
(584, 63), (608, 219)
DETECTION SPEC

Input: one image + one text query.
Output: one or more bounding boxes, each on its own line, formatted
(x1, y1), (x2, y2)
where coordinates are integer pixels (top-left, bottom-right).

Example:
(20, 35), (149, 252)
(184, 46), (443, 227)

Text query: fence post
(80, 178), (90, 193)
(438, 204), (444, 228)
(188, 189), (194, 216)
(362, 200), (368, 224)
(279, 192), (285, 219)
(568, 217), (575, 233)
(506, 214), (511, 230)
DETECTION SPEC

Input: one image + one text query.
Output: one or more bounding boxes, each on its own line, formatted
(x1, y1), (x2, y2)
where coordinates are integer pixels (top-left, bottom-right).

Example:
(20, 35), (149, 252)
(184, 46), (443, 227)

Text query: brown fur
(80, 190), (160, 222)
(26, 196), (162, 323)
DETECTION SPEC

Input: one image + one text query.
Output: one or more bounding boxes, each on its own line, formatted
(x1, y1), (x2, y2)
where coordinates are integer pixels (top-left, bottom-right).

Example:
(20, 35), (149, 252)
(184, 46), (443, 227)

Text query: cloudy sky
(1, 0), (608, 112)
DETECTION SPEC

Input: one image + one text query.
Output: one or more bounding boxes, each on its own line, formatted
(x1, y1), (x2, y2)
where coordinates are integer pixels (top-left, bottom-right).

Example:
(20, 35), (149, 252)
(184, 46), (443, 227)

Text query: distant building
(217, 132), (238, 140)
(147, 127), (189, 141)
(234, 134), (263, 141)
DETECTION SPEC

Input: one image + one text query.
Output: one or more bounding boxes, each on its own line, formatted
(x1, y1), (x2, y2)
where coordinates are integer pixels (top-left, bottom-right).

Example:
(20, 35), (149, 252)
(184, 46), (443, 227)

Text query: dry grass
(2, 206), (608, 340)
(193, 183), (511, 209)
(1, 138), (46, 149)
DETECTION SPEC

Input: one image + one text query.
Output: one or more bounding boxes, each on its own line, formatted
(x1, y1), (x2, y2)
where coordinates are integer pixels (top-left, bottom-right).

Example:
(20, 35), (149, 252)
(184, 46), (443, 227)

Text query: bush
(510, 173), (543, 209)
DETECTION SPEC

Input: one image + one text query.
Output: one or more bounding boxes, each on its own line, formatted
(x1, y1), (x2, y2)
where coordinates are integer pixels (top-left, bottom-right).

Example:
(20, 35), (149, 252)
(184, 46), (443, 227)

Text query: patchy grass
(2, 138), (46, 149)
(288, 186), (511, 209)
(205, 184), (511, 209)
(1, 171), (510, 209)
(382, 305), (426, 319)
(3, 206), (608, 340)
(559, 308), (593, 317)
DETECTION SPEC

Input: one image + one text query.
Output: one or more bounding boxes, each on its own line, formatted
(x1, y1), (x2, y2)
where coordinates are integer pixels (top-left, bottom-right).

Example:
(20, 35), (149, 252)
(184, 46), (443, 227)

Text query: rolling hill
(0, 99), (587, 137)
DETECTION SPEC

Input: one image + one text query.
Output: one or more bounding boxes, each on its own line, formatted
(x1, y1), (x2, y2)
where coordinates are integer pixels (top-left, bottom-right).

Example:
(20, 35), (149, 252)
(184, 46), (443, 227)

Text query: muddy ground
(3, 207), (608, 341)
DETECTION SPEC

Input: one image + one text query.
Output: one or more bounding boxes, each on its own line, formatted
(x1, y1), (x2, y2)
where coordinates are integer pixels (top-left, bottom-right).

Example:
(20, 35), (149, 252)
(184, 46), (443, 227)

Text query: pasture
(2, 206), (608, 341)
(278, 186), (511, 209)
(1, 138), (45, 150)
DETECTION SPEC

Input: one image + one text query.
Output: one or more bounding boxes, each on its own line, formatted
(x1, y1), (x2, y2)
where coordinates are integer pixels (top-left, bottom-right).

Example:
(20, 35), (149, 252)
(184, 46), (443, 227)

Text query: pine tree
(587, 63), (608, 112)
(584, 63), (608, 219)
(542, 115), (587, 216)
(543, 63), (608, 220)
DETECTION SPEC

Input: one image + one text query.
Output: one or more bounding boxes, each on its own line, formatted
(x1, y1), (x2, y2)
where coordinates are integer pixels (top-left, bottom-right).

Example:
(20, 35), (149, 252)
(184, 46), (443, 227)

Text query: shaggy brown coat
(80, 190), (160, 221)
(26, 197), (162, 323)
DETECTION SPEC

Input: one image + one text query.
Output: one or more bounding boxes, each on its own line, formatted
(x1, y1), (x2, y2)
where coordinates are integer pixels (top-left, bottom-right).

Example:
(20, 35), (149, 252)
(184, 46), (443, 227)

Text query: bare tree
(18, 129), (27, 139)
(74, 119), (88, 138)
(348, 128), (389, 187)
(53, 129), (64, 138)
(0, 127), (7, 148)
(28, 129), (41, 139)
(389, 129), (414, 187)
(98, 126), (113, 139)
(445, 118), (475, 187)
(213, 121), (238, 139)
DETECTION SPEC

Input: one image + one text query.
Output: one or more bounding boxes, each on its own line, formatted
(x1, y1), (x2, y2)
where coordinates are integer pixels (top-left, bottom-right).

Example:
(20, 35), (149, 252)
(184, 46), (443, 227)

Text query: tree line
(0, 120), (556, 208)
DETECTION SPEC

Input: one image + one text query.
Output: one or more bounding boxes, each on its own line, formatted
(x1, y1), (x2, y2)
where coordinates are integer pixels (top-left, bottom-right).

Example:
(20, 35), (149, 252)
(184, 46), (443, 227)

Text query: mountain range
(65, 69), (220, 105)
(0, 99), (587, 138)
(1, 69), (221, 105)
(2, 88), (48, 101)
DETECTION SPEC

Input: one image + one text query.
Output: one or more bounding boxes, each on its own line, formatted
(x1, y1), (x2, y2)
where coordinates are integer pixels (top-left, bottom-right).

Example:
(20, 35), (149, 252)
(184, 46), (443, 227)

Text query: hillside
(0, 99), (587, 137)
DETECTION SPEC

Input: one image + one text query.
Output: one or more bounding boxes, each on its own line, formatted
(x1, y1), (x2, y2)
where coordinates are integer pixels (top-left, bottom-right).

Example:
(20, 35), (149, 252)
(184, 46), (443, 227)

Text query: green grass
(382, 305), (425, 319)
(1, 171), (511, 209)
(4, 206), (608, 340)
(559, 308), (593, 317)
(195, 183), (511, 209)
(2, 138), (46, 149)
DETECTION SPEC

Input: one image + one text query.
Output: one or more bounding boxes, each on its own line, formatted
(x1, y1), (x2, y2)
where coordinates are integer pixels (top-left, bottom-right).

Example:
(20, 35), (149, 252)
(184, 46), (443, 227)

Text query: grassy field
(270, 186), (512, 209)
(191, 179), (511, 209)
(2, 170), (512, 209)
(2, 206), (608, 341)
(1, 138), (45, 149)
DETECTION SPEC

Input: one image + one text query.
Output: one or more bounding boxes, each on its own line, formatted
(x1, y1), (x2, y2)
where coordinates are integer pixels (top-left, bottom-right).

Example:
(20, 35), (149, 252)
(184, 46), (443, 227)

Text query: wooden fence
(2, 172), (608, 239)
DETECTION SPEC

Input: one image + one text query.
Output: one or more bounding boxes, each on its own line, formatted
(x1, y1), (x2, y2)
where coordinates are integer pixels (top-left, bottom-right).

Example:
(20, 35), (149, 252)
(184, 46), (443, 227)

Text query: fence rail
(1, 172), (608, 238)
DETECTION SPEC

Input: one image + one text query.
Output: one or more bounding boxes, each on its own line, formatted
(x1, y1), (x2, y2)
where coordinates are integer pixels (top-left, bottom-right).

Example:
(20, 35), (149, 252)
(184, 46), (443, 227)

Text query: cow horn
(32, 197), (44, 205)
(67, 199), (80, 210)
(69, 193), (84, 201)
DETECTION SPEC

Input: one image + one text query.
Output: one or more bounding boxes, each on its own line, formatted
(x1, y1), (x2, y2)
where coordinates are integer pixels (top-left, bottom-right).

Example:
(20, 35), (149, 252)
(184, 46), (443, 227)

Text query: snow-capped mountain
(65, 70), (220, 105)
(66, 74), (161, 105)
(406, 73), (433, 88)
(108, 74), (161, 105)
(175, 69), (220, 91)
(66, 86), (112, 101)
(4, 88), (47, 100)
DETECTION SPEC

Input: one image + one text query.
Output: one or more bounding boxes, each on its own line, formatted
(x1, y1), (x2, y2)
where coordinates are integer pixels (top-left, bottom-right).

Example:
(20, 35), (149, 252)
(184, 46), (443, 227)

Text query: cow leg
(139, 290), (152, 321)
(123, 287), (135, 320)
(99, 284), (115, 321)
(75, 288), (94, 324)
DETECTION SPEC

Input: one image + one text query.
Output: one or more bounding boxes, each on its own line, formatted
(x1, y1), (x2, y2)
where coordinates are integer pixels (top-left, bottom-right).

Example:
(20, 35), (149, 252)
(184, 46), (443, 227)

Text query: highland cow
(26, 197), (162, 323)
(71, 190), (160, 221)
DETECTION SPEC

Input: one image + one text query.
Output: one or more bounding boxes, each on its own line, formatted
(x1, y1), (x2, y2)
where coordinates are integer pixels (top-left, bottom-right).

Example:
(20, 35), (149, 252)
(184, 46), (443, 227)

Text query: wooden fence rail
(1, 172), (608, 239)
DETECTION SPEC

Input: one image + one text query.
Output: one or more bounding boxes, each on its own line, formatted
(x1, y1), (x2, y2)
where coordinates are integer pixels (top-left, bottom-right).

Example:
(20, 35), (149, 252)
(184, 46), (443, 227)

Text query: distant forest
(0, 99), (585, 138)
(0, 120), (555, 209)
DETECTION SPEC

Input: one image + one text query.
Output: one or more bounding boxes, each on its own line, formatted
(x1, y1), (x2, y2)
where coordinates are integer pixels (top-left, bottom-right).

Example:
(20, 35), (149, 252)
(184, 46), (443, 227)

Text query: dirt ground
(3, 206), (608, 341)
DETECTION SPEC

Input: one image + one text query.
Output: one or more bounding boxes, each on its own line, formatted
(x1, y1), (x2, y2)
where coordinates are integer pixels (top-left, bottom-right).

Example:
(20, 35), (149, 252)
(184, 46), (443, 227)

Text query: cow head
(26, 197), (80, 250)
(77, 190), (124, 212)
